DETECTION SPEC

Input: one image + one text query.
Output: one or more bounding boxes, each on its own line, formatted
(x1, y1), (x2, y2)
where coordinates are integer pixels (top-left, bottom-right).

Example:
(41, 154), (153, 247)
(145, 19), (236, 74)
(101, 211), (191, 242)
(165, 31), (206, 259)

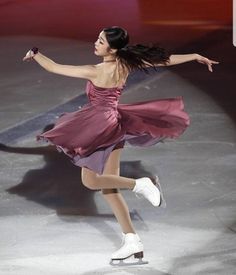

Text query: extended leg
(81, 165), (135, 190)
(81, 152), (163, 207)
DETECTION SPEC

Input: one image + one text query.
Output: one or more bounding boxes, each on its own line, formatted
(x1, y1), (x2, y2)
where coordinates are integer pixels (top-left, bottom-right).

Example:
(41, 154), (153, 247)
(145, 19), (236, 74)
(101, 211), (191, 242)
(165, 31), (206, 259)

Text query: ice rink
(0, 1), (235, 274)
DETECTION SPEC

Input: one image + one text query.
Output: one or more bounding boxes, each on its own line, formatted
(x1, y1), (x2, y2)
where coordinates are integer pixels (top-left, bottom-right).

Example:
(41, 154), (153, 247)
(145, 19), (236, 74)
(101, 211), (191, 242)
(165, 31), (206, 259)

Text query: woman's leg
(81, 150), (161, 207)
(80, 148), (163, 260)
(81, 161), (135, 190)
(100, 148), (135, 234)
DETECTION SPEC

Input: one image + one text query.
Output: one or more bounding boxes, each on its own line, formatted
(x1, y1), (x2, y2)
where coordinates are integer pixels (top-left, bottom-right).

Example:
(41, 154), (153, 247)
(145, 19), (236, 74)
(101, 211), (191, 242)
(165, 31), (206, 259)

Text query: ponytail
(116, 44), (170, 73)
(103, 26), (170, 73)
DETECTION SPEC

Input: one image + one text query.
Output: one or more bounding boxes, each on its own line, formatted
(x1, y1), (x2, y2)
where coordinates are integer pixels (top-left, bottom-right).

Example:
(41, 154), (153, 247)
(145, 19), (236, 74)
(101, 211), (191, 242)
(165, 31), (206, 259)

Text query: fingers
(22, 56), (33, 61)
(22, 56), (29, 61)
(199, 57), (219, 72)
(209, 59), (219, 64)
(208, 59), (219, 72)
(22, 50), (34, 61)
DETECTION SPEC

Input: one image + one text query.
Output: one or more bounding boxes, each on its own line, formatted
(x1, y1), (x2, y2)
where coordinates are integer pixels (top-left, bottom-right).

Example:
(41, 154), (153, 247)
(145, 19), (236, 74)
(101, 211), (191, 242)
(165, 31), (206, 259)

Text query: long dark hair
(103, 26), (170, 73)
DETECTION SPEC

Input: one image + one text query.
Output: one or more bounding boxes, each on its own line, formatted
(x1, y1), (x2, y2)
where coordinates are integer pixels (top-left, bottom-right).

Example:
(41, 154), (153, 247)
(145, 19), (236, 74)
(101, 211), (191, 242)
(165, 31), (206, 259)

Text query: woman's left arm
(160, 54), (219, 72)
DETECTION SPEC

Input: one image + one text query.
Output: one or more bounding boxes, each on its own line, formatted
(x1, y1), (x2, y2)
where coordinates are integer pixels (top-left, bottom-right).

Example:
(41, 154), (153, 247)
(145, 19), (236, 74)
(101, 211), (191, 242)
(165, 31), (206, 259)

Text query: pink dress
(37, 80), (190, 174)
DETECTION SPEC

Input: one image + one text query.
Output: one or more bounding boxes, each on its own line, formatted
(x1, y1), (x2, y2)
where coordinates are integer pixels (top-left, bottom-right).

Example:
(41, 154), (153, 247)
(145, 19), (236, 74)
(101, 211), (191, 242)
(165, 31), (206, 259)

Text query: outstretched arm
(158, 53), (219, 72)
(23, 50), (97, 79)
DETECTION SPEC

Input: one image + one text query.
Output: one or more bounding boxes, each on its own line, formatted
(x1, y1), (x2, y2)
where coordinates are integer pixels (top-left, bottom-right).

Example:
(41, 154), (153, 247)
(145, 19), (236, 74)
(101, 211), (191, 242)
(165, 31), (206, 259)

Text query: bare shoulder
(92, 62), (129, 87)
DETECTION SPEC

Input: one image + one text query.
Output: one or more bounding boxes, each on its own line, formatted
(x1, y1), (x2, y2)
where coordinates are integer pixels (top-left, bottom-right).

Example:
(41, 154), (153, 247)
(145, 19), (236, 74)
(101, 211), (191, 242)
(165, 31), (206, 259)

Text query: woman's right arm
(23, 51), (97, 80)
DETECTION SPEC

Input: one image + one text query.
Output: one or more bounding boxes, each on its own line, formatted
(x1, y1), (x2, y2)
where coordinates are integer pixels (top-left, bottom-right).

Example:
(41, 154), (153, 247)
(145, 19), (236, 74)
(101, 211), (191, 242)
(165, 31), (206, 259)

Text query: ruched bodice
(37, 80), (190, 175)
(86, 81), (122, 109)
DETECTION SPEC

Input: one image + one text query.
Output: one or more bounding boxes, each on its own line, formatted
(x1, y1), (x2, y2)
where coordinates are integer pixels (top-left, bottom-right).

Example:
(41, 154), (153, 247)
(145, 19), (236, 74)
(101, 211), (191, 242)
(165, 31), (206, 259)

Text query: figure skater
(23, 26), (218, 265)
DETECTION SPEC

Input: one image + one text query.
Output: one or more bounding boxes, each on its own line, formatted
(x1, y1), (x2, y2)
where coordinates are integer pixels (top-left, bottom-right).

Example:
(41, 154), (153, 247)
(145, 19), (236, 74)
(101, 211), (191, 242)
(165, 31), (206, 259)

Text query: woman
(23, 26), (218, 264)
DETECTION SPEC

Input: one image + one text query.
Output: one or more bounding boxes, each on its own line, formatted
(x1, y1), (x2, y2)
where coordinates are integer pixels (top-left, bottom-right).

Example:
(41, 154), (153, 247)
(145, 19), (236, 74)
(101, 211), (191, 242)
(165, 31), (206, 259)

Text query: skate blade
(110, 258), (149, 266)
(110, 253), (148, 267)
(154, 175), (167, 208)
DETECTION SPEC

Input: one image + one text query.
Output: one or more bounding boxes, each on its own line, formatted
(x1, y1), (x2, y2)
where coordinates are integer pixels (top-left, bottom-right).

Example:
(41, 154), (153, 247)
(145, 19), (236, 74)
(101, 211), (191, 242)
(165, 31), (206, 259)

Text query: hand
(22, 50), (35, 62)
(195, 54), (219, 72)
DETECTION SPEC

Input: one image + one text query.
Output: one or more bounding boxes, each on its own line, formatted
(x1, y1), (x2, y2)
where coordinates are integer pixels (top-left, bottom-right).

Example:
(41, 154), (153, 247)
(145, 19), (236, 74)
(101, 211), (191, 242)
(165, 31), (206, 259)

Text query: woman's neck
(103, 55), (117, 63)
(104, 59), (116, 63)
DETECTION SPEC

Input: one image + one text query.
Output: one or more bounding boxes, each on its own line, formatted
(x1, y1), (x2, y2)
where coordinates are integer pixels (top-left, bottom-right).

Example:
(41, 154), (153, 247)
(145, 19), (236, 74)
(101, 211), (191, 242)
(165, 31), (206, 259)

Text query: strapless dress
(37, 80), (190, 174)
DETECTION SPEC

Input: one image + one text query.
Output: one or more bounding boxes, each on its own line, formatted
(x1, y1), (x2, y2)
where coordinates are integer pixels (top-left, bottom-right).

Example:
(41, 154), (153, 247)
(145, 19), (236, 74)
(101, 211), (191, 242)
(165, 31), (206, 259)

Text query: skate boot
(110, 233), (148, 266)
(133, 175), (166, 207)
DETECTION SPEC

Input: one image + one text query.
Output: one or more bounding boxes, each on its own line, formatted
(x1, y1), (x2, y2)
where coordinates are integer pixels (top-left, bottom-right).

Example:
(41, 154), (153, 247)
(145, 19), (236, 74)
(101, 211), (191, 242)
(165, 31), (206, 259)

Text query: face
(94, 31), (115, 56)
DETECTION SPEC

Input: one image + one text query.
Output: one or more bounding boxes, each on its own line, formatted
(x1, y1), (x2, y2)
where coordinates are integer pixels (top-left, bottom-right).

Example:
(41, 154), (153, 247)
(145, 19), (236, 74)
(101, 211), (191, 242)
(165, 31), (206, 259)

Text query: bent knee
(102, 188), (119, 195)
(81, 167), (99, 190)
(82, 177), (98, 190)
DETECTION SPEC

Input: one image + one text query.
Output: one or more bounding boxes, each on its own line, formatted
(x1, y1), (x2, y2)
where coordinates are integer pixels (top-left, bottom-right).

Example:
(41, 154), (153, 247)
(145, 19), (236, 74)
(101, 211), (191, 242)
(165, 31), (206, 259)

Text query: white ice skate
(133, 175), (166, 207)
(110, 233), (148, 266)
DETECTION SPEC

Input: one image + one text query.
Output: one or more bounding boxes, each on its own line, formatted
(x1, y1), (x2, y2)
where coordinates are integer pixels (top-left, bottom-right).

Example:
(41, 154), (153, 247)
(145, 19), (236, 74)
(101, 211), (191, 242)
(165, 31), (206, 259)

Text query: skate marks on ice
(167, 247), (236, 275)
(83, 266), (171, 275)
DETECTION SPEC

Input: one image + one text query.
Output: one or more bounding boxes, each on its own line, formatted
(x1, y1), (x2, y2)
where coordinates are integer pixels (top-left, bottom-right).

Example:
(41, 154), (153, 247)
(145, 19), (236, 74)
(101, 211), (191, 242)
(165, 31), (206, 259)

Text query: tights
(81, 147), (136, 234)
